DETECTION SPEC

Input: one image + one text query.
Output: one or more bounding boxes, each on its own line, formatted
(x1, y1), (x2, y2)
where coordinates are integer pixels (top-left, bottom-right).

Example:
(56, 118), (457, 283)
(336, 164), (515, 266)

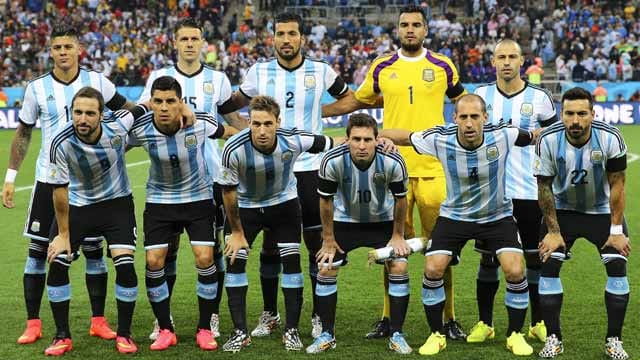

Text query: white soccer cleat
(250, 311), (280, 337)
(311, 314), (322, 339)
(210, 313), (220, 338)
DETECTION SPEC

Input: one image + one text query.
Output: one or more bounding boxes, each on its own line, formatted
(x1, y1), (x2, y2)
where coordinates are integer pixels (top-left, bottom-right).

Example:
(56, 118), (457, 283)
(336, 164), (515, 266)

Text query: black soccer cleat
(364, 318), (390, 339)
(443, 319), (467, 341)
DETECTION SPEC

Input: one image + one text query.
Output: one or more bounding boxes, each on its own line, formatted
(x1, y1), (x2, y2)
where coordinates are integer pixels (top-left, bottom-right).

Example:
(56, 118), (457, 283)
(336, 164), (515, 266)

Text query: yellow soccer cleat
(466, 321), (495, 343)
(528, 321), (547, 343)
(418, 332), (447, 356)
(506, 331), (533, 356)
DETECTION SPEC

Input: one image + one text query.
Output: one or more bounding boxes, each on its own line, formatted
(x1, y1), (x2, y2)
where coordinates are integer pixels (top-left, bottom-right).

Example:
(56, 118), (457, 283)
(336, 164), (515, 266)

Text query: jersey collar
(277, 56), (305, 72)
(175, 62), (204, 78)
(496, 80), (528, 99)
(51, 67), (81, 85)
(397, 48), (427, 62)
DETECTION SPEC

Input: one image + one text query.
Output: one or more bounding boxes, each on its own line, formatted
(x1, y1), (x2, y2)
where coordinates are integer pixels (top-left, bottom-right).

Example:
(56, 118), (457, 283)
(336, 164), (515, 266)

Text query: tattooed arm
(2, 123), (34, 208)
(537, 175), (565, 262)
(603, 170), (630, 256)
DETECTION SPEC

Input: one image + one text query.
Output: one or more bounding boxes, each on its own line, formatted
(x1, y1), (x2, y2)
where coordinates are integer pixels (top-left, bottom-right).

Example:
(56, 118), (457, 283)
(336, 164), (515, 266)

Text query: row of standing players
(2, 8), (631, 359)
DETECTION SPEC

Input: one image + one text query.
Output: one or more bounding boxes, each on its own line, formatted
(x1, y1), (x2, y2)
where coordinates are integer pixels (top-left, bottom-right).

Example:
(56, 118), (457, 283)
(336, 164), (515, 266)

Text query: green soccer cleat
(528, 321), (547, 343)
(418, 332), (447, 355)
(467, 321), (495, 343)
(506, 331), (533, 356)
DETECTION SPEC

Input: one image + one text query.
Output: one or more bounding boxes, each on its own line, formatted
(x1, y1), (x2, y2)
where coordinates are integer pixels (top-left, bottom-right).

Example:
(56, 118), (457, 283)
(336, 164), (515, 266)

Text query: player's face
(72, 97), (102, 138)
(50, 36), (80, 72)
(348, 126), (377, 164)
(274, 21), (303, 62)
(151, 90), (183, 127)
(562, 99), (594, 143)
(454, 100), (488, 147)
(249, 110), (280, 150)
(174, 27), (204, 63)
(492, 42), (524, 82)
(398, 12), (427, 53)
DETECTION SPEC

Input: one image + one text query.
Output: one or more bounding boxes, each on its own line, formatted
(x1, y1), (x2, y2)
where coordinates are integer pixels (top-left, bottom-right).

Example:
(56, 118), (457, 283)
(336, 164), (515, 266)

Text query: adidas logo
(47, 95), (55, 102)
(390, 73), (398, 79)
(267, 78), (275, 84)
(486, 104), (492, 111)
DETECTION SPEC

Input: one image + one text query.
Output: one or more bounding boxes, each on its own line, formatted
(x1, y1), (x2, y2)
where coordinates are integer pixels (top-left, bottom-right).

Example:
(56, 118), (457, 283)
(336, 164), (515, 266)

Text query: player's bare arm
(2, 123), (33, 208)
(378, 129), (412, 146)
(316, 196), (343, 268)
(388, 196), (410, 257)
(221, 186), (249, 264)
(537, 175), (565, 262)
(222, 112), (249, 130)
(604, 170), (630, 256)
(48, 185), (71, 263)
(321, 91), (369, 117)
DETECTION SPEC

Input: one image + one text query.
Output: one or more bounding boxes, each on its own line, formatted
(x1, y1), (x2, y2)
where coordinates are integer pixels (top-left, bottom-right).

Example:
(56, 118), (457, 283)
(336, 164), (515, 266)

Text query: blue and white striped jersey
(18, 68), (124, 183)
(139, 64), (232, 180)
(47, 107), (147, 206)
(318, 144), (408, 223)
(474, 82), (556, 200)
(410, 123), (533, 223)
(218, 127), (332, 208)
(534, 121), (627, 214)
(127, 112), (226, 204)
(239, 57), (348, 172)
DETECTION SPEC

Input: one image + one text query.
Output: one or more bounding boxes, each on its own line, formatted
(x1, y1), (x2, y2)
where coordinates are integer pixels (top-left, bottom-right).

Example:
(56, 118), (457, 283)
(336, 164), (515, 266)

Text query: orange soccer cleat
(196, 328), (218, 351)
(44, 338), (72, 356)
(18, 319), (43, 344)
(89, 316), (117, 340)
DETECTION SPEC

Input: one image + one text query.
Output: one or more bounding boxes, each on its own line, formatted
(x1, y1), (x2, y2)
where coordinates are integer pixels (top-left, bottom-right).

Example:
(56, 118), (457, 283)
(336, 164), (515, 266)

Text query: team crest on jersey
(422, 69), (435, 82)
(185, 134), (198, 149)
(221, 168), (231, 181)
(373, 172), (386, 184)
(304, 75), (316, 89)
(520, 103), (534, 116)
(203, 81), (214, 95)
(110, 135), (123, 148)
(282, 150), (293, 161)
(486, 145), (500, 161)
(534, 158), (541, 171)
(591, 149), (604, 164)
(30, 220), (41, 233)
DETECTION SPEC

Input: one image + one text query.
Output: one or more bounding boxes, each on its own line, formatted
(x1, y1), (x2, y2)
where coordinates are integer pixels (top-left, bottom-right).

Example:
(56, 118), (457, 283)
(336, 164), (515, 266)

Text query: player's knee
(604, 258), (627, 277)
(387, 258), (408, 275)
(113, 254), (137, 288)
(193, 247), (213, 269)
(278, 244), (302, 273)
(146, 250), (166, 270)
(47, 259), (71, 286)
(424, 257), (447, 279)
(81, 241), (103, 259)
(318, 266), (338, 277)
(498, 252), (524, 282)
(226, 249), (248, 274)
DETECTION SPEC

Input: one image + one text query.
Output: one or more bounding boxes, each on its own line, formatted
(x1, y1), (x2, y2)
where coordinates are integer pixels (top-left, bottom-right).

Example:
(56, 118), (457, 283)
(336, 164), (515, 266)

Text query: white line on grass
(15, 160), (150, 193)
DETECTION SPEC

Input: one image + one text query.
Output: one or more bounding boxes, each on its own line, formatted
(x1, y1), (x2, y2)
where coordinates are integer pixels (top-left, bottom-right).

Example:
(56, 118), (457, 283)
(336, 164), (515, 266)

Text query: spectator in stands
(572, 57), (587, 82)
(629, 91), (640, 102)
(593, 82), (608, 102)
(0, 87), (7, 107)
(525, 57), (544, 85)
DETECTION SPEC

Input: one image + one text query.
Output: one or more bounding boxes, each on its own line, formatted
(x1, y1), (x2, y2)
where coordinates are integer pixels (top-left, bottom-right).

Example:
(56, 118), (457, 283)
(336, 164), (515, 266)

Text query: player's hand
(180, 104), (196, 128)
(47, 234), (71, 264)
(224, 232), (249, 265)
(602, 234), (631, 257)
(377, 137), (398, 153)
(387, 235), (411, 258)
(538, 232), (565, 262)
(2, 182), (15, 208)
(316, 237), (344, 270)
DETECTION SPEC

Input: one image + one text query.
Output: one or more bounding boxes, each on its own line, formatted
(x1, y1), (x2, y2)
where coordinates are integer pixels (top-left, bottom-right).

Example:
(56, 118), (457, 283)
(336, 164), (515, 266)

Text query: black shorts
(49, 195), (137, 252)
(539, 210), (629, 260)
(295, 171), (321, 231)
(428, 216), (523, 264)
(213, 183), (225, 231)
(224, 198), (302, 247)
(475, 199), (541, 255)
(330, 221), (394, 266)
(144, 199), (216, 250)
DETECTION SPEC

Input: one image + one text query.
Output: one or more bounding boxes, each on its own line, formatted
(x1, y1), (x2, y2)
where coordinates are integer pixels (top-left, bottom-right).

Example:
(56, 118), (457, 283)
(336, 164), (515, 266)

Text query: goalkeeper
(307, 114), (412, 355)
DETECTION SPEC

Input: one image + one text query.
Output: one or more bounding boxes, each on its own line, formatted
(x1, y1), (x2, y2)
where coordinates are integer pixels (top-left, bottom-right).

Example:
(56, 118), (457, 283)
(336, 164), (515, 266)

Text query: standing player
(224, 12), (350, 338)
(307, 114), (412, 355)
(1, 26), (136, 345)
(381, 94), (534, 356)
(218, 96), (335, 352)
(45, 87), (148, 355)
(139, 17), (246, 340)
(534, 87), (630, 360)
(322, 5), (467, 340)
(470, 39), (557, 344)
(129, 76), (237, 351)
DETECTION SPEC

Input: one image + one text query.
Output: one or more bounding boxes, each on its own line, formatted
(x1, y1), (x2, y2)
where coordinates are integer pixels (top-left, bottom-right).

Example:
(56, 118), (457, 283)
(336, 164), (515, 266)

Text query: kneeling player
(127, 76), (237, 351)
(382, 94), (535, 356)
(308, 114), (412, 354)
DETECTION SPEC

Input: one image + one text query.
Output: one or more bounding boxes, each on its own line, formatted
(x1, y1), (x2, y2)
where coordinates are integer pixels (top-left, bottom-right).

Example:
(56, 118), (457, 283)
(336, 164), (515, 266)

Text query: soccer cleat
(389, 332), (412, 355)
(44, 338), (72, 356)
(149, 315), (175, 340)
(222, 329), (251, 353)
(116, 336), (138, 354)
(443, 319), (467, 340)
(539, 334), (564, 358)
(150, 329), (177, 351)
(311, 314), (322, 339)
(210, 313), (220, 338)
(528, 321), (547, 343)
(282, 327), (303, 351)
(466, 321), (495, 343)
(365, 317), (390, 339)
(605, 337), (629, 360)
(89, 316), (117, 340)
(250, 311), (281, 337)
(419, 332), (447, 355)
(196, 329), (218, 351)
(305, 331), (336, 354)
(18, 319), (42, 344)
(506, 331), (533, 356)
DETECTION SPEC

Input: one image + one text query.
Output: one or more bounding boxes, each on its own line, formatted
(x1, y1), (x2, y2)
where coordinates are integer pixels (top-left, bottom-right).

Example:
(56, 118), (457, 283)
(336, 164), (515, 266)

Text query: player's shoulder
(592, 120), (624, 141)
(526, 82), (554, 100)
(50, 123), (76, 152)
(304, 55), (330, 66)
(79, 66), (108, 78)
(202, 63), (228, 77)
(323, 143), (349, 158)
(426, 50), (456, 65)
(277, 127), (314, 138)
(419, 123), (457, 138)
(473, 81), (497, 94)
(376, 145), (406, 165)
(538, 121), (565, 141)
(128, 111), (154, 132)
(25, 71), (53, 87)
(222, 128), (251, 151)
(370, 51), (398, 66)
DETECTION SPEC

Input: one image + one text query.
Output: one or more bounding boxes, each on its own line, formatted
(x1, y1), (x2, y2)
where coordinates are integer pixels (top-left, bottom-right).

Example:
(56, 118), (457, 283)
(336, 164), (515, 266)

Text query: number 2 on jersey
(286, 91), (294, 108)
(570, 169), (589, 185)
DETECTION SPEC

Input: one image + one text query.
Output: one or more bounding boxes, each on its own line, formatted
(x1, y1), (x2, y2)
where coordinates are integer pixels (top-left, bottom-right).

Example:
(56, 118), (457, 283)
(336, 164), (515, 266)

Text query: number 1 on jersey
(408, 86), (413, 105)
